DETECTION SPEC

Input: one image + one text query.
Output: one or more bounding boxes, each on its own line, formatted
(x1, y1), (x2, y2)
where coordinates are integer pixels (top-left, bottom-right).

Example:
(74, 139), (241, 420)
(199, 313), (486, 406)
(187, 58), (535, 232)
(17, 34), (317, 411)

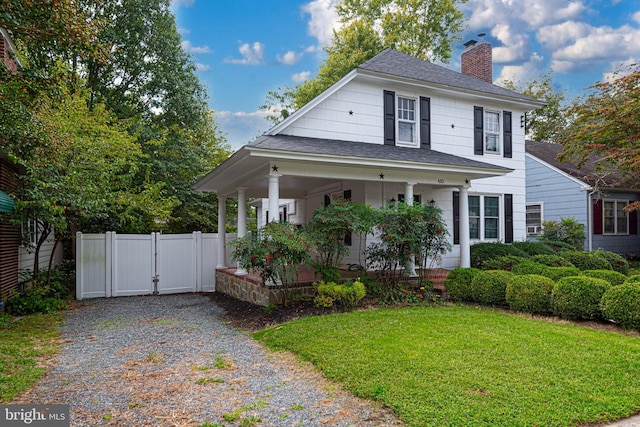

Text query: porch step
(423, 268), (450, 294)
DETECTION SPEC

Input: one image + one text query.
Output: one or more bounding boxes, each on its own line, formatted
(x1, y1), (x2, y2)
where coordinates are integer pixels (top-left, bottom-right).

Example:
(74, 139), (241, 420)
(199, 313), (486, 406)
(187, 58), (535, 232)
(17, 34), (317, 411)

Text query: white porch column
(459, 184), (471, 268)
(405, 182), (417, 276)
(267, 172), (281, 223)
(235, 187), (248, 275)
(217, 194), (227, 269)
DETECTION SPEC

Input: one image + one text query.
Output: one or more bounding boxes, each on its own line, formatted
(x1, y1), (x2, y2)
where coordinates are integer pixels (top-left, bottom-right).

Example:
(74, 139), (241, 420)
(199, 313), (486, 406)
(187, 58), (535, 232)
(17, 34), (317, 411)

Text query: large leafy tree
(560, 65), (640, 211)
(263, 0), (467, 123)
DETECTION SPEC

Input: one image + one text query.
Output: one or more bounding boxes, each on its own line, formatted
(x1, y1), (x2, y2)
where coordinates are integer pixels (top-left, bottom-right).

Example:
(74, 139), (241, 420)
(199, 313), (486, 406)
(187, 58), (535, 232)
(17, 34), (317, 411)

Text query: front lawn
(255, 305), (640, 426)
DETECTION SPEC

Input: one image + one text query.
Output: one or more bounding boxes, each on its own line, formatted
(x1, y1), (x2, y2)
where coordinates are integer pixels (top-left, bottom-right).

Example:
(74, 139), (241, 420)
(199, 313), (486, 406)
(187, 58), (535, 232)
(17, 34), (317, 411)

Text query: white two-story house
(194, 41), (544, 270)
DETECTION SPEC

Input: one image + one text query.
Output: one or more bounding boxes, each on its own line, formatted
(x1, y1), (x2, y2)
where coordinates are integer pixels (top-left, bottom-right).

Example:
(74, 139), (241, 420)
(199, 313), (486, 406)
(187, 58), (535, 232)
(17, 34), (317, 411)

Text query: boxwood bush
(540, 240), (576, 252)
(530, 254), (575, 267)
(551, 276), (611, 320)
(601, 283), (640, 330)
(559, 251), (613, 271)
(582, 269), (627, 286)
(594, 250), (630, 275)
(511, 261), (549, 276)
(481, 255), (527, 271)
(624, 275), (640, 285)
(470, 270), (514, 306)
(444, 268), (480, 302)
(511, 241), (555, 256)
(506, 274), (555, 314)
(543, 266), (581, 282)
(470, 242), (527, 268)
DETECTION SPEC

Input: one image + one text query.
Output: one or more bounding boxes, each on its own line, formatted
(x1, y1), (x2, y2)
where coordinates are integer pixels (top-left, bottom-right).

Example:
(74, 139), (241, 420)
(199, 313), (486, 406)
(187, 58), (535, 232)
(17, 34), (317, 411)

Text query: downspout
(585, 187), (595, 251)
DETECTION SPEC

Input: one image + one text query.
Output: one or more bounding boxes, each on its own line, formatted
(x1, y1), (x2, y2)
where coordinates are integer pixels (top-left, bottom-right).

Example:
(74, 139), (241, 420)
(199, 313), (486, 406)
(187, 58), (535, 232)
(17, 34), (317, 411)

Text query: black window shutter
(453, 191), (460, 245)
(420, 96), (431, 149)
(324, 194), (331, 207)
(474, 106), (484, 155)
(383, 90), (395, 145)
(343, 189), (352, 245)
(504, 194), (513, 243)
(343, 190), (351, 201)
(630, 209), (638, 235)
(503, 111), (512, 158)
(593, 199), (603, 235)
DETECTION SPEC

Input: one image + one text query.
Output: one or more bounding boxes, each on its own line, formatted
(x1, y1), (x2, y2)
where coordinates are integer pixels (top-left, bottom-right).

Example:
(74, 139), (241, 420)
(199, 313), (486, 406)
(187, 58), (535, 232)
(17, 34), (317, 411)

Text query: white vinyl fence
(76, 231), (237, 299)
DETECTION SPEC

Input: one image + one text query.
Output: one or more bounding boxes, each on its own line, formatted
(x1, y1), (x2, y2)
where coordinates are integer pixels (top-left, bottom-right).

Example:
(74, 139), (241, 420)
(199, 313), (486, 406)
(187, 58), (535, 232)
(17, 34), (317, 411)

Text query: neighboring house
(525, 140), (639, 256)
(195, 42), (544, 270)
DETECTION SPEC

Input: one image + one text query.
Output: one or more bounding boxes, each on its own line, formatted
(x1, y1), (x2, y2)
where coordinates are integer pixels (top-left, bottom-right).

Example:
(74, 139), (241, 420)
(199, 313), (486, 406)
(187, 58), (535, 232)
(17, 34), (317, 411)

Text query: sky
(170, 0), (640, 150)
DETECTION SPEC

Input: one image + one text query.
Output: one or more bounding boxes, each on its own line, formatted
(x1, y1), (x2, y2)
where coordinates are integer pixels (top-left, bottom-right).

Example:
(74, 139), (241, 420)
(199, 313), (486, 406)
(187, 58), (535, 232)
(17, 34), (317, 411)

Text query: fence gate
(76, 231), (236, 299)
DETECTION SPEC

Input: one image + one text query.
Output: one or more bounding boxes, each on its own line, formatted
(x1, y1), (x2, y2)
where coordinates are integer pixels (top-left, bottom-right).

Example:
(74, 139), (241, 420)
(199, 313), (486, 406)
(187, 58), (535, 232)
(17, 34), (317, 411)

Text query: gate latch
(152, 274), (160, 295)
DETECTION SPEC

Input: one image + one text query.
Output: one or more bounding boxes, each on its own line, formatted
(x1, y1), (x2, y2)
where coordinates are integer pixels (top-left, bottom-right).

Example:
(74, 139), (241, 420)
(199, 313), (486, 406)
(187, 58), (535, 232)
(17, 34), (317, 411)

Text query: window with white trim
(604, 200), (628, 235)
(396, 95), (416, 145)
(21, 219), (40, 247)
(526, 203), (543, 235)
(484, 111), (500, 154)
(469, 195), (500, 240)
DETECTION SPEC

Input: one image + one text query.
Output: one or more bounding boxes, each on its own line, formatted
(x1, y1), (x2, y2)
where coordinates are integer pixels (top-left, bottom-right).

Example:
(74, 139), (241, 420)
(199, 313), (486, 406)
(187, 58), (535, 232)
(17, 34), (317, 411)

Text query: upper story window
(484, 111), (500, 154)
(397, 96), (416, 145)
(383, 90), (430, 148)
(603, 200), (628, 235)
(474, 106), (512, 158)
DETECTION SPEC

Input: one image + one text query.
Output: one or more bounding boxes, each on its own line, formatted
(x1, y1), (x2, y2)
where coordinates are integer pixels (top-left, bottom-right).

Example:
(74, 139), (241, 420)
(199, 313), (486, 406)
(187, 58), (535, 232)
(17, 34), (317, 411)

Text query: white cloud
(495, 52), (545, 86)
(632, 11), (640, 25)
(491, 24), (530, 63)
(195, 63), (210, 71)
(302, 0), (341, 46)
(277, 50), (303, 65)
(602, 57), (638, 83)
(181, 40), (211, 54)
(216, 110), (273, 150)
(171, 0), (194, 8)
(291, 71), (311, 82)
(536, 21), (591, 51)
(223, 42), (265, 65)
(177, 27), (191, 35)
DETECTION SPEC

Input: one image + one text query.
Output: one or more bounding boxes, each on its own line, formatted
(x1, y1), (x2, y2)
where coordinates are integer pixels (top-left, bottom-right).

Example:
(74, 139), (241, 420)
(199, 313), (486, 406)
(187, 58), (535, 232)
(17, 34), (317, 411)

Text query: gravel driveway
(15, 294), (400, 426)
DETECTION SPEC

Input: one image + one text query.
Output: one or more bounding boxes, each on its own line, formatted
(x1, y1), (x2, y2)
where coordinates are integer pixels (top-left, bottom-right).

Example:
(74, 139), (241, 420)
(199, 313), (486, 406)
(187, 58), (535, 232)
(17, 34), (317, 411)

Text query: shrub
(543, 266), (581, 282)
(511, 241), (555, 256)
(538, 217), (585, 250)
(470, 270), (514, 306)
(601, 284), (640, 330)
(5, 295), (66, 316)
(511, 261), (549, 276)
(481, 256), (527, 271)
(594, 250), (630, 276)
(444, 268), (480, 302)
(314, 280), (366, 309)
(551, 276), (611, 320)
(540, 240), (576, 252)
(470, 242), (527, 269)
(530, 254), (575, 267)
(582, 270), (627, 286)
(625, 275), (640, 285)
(506, 274), (555, 314)
(559, 251), (612, 271)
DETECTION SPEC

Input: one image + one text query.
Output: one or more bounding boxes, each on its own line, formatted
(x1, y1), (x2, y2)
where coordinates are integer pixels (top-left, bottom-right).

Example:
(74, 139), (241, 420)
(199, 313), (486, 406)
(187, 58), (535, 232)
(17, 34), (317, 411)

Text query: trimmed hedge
(594, 250), (630, 275)
(558, 251), (613, 271)
(511, 261), (549, 276)
(625, 275), (640, 285)
(582, 269), (627, 286)
(506, 274), (555, 314)
(551, 276), (611, 320)
(543, 266), (581, 282)
(540, 240), (576, 252)
(470, 242), (528, 269)
(444, 268), (481, 302)
(481, 255), (527, 271)
(601, 283), (640, 330)
(314, 280), (366, 309)
(470, 270), (514, 306)
(530, 254), (575, 267)
(511, 241), (555, 256)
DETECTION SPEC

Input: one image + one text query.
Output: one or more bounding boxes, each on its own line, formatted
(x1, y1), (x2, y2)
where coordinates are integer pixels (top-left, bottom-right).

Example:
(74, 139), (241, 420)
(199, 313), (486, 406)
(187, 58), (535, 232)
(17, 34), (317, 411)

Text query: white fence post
(75, 231), (83, 300)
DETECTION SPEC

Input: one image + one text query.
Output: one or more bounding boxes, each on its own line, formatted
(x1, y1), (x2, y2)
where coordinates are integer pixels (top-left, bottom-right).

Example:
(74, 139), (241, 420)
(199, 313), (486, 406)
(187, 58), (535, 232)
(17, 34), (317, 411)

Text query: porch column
(235, 187), (248, 275)
(267, 172), (281, 223)
(459, 184), (471, 268)
(217, 194), (227, 269)
(405, 182), (417, 276)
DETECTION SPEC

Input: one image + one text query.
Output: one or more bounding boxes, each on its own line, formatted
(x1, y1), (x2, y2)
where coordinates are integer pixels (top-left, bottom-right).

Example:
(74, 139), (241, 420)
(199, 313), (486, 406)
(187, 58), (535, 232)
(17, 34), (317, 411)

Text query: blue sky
(171, 0), (640, 150)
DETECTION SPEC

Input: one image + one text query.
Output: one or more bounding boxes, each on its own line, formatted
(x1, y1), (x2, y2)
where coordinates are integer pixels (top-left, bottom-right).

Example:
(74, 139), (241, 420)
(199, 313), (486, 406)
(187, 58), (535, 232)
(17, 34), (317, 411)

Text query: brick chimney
(461, 39), (492, 83)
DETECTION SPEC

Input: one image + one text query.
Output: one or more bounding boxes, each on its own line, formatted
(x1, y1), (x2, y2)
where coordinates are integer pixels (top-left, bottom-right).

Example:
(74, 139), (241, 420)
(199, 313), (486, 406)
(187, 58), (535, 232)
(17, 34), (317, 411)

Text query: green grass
(0, 312), (62, 402)
(255, 305), (640, 427)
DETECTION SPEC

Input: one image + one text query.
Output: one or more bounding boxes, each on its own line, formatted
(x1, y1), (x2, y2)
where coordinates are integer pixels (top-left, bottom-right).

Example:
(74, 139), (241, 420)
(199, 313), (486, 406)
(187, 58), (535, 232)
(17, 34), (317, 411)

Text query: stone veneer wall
(215, 270), (316, 307)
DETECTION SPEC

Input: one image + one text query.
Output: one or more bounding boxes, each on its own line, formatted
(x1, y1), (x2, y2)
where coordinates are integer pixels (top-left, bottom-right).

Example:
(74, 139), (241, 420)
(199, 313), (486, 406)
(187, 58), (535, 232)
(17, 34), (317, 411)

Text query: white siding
(18, 235), (63, 275)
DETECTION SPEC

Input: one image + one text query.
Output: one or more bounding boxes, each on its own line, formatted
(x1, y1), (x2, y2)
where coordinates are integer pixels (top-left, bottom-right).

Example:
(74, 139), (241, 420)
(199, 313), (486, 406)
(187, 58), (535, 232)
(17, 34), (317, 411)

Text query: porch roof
(194, 135), (513, 198)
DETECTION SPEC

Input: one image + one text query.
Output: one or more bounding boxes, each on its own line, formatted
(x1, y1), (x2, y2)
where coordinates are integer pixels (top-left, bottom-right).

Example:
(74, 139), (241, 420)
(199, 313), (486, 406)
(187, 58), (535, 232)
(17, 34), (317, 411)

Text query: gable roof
(525, 140), (631, 189)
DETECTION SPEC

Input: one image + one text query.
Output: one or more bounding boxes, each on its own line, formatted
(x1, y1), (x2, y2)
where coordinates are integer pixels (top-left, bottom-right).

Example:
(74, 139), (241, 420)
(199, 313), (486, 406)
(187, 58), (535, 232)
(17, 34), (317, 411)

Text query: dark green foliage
(540, 240), (576, 252)
(559, 251), (613, 271)
(594, 250), (630, 275)
(506, 274), (555, 314)
(4, 263), (74, 315)
(481, 256), (527, 271)
(530, 254), (575, 267)
(601, 284), (640, 330)
(470, 242), (528, 268)
(314, 280), (366, 309)
(625, 275), (640, 285)
(552, 276), (611, 320)
(470, 270), (514, 306)
(511, 241), (555, 256)
(5, 296), (66, 316)
(444, 268), (481, 302)
(511, 261), (549, 276)
(539, 217), (586, 250)
(583, 270), (627, 286)
(543, 266), (581, 282)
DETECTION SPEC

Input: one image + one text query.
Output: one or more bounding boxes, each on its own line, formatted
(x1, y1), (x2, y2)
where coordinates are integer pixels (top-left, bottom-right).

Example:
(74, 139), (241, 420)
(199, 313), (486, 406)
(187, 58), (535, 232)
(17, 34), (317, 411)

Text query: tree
(560, 64), (640, 211)
(501, 71), (571, 143)
(263, 0), (466, 122)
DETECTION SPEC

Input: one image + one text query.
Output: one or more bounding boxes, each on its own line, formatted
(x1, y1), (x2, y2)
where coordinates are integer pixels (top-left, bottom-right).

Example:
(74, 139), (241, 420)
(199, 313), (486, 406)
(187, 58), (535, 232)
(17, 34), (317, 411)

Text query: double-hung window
(397, 96), (416, 145)
(526, 203), (543, 235)
(603, 200), (628, 235)
(484, 111), (500, 154)
(469, 195), (500, 240)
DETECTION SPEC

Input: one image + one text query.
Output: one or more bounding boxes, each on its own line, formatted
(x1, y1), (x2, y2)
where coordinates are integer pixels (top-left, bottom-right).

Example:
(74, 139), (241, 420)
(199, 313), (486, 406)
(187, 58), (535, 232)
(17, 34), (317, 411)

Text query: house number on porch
(437, 179), (445, 184)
